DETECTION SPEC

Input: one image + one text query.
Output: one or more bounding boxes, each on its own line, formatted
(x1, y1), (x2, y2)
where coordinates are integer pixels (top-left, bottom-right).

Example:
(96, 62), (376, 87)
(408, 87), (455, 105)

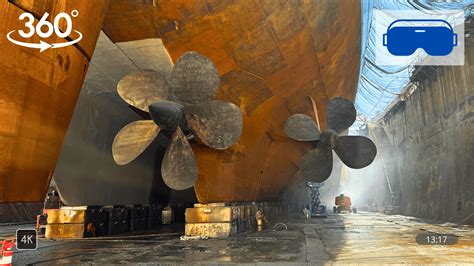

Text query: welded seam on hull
(300, 2), (331, 103)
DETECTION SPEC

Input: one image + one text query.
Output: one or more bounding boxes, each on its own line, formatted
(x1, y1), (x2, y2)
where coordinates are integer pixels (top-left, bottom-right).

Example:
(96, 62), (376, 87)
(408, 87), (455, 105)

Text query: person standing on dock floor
(303, 207), (311, 219)
(255, 210), (268, 231)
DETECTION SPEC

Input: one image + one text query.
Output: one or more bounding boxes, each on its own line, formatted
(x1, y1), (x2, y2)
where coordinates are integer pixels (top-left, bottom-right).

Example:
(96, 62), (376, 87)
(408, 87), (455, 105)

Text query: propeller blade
(117, 70), (168, 112)
(168, 52), (220, 105)
(327, 97), (356, 133)
(284, 114), (320, 141)
(184, 100), (243, 150)
(112, 120), (160, 165)
(148, 100), (185, 131)
(161, 127), (198, 190)
(300, 144), (333, 183)
(334, 136), (377, 169)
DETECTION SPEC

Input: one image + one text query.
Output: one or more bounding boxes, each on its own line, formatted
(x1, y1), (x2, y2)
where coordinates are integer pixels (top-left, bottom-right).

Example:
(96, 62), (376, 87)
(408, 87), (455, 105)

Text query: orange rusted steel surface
(0, 0), (109, 203)
(103, 0), (361, 203)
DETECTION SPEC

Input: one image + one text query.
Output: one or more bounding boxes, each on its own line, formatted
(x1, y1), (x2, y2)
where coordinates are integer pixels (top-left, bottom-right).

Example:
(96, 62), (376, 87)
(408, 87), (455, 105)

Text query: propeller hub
(148, 101), (186, 131)
(320, 129), (338, 148)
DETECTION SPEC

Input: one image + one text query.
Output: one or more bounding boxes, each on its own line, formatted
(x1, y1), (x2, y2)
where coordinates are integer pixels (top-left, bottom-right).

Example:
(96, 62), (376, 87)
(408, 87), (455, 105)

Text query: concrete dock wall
(377, 36), (473, 223)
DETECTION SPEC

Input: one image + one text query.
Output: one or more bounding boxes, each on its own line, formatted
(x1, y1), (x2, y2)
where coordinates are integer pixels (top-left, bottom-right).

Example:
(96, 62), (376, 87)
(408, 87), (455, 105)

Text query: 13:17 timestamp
(416, 233), (458, 245)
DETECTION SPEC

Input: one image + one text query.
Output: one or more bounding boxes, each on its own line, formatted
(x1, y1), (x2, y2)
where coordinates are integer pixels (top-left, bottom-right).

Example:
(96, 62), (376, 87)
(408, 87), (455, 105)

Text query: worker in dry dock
(303, 206), (311, 219)
(255, 210), (268, 231)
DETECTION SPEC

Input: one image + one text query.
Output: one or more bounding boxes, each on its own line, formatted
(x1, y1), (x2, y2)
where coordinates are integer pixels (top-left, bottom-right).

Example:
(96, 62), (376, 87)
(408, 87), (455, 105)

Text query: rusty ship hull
(0, 0), (109, 205)
(101, 0), (361, 203)
(0, 0), (360, 206)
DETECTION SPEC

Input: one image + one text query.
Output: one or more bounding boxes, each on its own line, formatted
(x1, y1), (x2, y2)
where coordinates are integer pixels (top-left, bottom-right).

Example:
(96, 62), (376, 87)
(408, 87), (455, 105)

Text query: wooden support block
(233, 206), (244, 220)
(245, 205), (252, 218)
(185, 222), (237, 238)
(193, 202), (227, 208)
(46, 207), (109, 238)
(47, 209), (86, 224)
(108, 220), (129, 235)
(185, 202), (288, 238)
(45, 224), (84, 239)
(185, 206), (233, 223)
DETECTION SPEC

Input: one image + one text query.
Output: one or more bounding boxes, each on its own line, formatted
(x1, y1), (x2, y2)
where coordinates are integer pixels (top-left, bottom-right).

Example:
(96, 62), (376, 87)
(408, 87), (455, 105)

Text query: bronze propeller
(112, 52), (243, 190)
(284, 97), (377, 183)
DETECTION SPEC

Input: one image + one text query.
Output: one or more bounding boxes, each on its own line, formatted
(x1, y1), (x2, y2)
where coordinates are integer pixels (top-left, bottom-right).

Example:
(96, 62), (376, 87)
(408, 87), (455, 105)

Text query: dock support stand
(45, 204), (165, 239)
(185, 202), (288, 238)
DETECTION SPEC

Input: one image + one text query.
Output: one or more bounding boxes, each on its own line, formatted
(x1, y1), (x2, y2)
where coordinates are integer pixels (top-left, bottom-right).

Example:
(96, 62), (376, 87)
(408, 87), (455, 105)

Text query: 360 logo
(6, 10), (82, 52)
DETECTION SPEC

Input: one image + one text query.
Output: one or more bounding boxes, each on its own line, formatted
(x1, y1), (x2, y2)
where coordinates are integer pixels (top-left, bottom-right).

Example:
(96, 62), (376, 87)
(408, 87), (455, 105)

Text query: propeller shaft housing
(149, 101), (186, 131)
(320, 129), (338, 148)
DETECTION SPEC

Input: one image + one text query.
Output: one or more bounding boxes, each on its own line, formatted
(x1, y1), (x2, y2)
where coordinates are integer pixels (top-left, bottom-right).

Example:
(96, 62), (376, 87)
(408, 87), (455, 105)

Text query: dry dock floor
(4, 212), (473, 264)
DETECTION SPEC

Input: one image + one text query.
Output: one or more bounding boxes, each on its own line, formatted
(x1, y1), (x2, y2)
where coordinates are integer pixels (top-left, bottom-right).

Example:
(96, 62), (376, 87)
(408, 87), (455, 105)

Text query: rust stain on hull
(0, 0), (109, 203)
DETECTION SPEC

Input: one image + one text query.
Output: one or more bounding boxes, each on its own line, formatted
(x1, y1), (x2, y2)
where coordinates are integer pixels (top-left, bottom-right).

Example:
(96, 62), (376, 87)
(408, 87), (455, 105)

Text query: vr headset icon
(383, 19), (457, 56)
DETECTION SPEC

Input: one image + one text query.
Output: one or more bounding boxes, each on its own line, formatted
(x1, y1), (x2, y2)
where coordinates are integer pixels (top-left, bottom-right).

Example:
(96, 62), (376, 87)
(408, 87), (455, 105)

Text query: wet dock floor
(4, 212), (473, 264)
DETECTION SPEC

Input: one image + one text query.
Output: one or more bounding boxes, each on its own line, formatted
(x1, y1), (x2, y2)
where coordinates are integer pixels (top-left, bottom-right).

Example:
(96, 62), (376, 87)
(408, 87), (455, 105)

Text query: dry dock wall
(377, 36), (474, 223)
